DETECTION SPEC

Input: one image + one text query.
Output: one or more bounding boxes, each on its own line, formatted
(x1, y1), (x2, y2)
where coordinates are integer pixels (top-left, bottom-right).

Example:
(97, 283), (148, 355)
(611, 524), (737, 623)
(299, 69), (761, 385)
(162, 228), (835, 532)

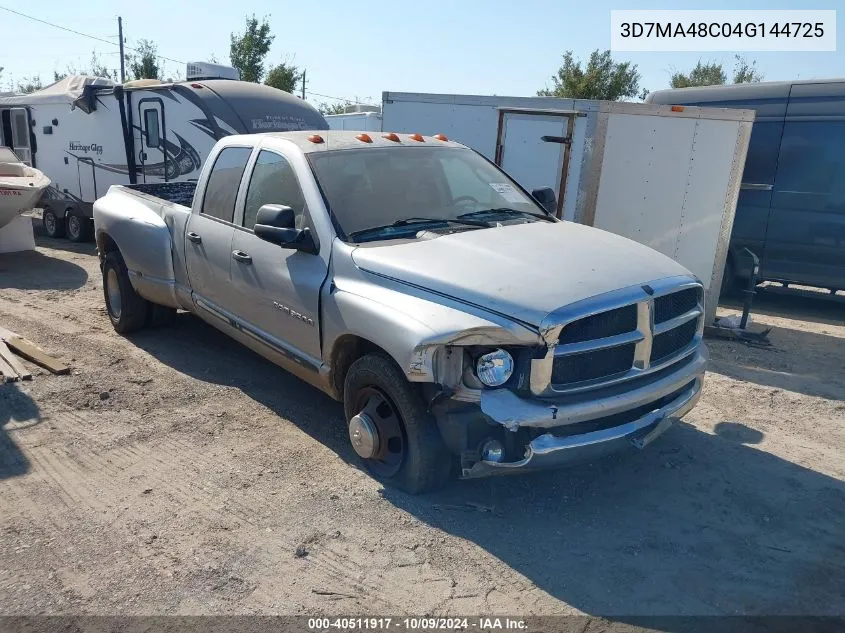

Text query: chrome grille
(552, 343), (636, 384)
(535, 278), (704, 395)
(558, 305), (637, 344)
(651, 319), (698, 364)
(654, 287), (699, 323)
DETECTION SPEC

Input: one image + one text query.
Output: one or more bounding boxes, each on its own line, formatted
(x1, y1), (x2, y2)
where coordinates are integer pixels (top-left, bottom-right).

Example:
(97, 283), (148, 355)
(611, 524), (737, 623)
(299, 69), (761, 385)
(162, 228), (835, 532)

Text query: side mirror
(254, 204), (318, 254)
(531, 187), (557, 215)
(255, 204), (295, 229)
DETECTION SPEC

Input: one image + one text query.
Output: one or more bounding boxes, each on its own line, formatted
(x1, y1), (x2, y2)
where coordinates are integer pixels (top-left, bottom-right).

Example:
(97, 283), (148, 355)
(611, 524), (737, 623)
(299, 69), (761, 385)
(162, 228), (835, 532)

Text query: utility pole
(301, 69), (306, 100)
(118, 17), (126, 83)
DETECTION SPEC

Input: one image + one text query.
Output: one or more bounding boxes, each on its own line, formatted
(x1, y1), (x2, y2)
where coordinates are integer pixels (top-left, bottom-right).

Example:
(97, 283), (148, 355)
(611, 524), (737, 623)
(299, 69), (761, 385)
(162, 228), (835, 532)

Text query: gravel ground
(0, 227), (843, 618)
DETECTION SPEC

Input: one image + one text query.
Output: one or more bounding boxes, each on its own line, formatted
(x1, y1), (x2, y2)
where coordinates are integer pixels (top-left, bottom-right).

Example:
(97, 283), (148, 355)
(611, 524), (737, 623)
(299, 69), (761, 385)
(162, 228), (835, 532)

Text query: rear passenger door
(229, 149), (328, 364)
(185, 146), (252, 315)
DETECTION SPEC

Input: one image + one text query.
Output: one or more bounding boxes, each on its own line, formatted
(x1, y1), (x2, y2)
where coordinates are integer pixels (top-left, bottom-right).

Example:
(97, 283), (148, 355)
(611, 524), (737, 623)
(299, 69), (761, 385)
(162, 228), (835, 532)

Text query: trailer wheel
(343, 354), (452, 494)
(102, 251), (148, 334)
(66, 211), (92, 243)
(42, 208), (65, 238)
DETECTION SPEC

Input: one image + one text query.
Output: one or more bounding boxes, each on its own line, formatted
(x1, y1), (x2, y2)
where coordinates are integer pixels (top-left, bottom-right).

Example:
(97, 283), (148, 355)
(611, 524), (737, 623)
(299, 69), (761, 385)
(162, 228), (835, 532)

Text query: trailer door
(1, 108), (33, 165)
(137, 98), (167, 183)
(494, 108), (579, 218)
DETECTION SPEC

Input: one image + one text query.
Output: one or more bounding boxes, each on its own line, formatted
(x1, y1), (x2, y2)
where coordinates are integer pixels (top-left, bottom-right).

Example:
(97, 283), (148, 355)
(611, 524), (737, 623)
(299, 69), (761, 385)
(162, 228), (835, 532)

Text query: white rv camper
(0, 65), (328, 241)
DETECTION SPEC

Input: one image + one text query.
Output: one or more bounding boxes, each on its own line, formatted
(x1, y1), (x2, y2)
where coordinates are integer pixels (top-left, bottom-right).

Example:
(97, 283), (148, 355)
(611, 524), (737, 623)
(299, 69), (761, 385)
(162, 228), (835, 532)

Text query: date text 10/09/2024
(307, 618), (528, 631)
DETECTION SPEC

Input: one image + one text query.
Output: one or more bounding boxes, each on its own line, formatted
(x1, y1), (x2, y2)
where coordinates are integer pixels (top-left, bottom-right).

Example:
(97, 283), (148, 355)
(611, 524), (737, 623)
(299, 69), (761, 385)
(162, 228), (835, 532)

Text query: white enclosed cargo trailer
(382, 92), (754, 323)
(325, 111), (382, 131)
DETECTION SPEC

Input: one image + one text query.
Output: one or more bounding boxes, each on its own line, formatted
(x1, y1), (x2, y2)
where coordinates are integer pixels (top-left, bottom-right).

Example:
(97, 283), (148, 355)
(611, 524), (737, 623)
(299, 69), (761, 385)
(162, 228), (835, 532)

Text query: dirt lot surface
(1, 228), (844, 618)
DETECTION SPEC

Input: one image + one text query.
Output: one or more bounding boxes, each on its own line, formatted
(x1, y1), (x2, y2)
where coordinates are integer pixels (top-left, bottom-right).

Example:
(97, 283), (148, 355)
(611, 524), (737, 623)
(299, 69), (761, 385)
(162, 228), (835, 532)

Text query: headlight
(476, 349), (514, 387)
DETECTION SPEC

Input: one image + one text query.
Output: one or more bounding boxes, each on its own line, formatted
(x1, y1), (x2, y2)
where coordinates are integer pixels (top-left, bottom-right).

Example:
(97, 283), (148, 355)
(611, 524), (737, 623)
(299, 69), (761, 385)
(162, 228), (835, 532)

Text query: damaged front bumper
(463, 347), (707, 478)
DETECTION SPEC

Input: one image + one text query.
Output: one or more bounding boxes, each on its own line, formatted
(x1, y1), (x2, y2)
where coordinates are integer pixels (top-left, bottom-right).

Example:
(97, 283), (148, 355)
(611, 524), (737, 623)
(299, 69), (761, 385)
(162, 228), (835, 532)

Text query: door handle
(186, 232), (202, 244)
(232, 250), (252, 264)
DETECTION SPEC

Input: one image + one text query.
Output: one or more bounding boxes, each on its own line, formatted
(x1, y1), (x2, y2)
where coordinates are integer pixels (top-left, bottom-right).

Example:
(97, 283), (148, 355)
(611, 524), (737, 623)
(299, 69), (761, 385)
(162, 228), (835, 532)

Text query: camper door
(0, 107), (33, 166)
(137, 98), (166, 183)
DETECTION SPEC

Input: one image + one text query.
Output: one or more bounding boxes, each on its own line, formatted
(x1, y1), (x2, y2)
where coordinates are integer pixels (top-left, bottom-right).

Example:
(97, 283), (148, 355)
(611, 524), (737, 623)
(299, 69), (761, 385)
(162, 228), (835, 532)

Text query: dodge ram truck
(93, 130), (707, 493)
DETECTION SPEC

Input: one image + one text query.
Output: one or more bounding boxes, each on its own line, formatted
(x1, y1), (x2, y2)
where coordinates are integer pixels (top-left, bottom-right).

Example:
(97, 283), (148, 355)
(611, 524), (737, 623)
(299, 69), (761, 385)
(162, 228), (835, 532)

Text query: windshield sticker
(489, 183), (524, 203)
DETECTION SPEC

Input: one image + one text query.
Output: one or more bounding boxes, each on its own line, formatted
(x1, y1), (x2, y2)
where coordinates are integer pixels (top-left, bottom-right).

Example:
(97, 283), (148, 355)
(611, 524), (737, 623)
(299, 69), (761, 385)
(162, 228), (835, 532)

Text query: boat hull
(0, 177), (50, 229)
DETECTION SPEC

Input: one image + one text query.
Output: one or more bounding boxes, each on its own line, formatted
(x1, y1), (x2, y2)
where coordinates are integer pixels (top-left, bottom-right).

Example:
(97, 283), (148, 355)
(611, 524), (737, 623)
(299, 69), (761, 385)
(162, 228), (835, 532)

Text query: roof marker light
(308, 134), (324, 144)
(190, 83), (203, 89)
(355, 133), (373, 143)
(409, 133), (425, 142)
(433, 133), (448, 141)
(383, 133), (401, 142)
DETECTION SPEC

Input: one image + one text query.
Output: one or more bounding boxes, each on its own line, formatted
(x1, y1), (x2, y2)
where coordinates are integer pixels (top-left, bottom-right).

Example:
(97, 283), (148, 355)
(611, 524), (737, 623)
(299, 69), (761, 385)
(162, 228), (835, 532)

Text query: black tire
(147, 303), (177, 328)
(102, 251), (149, 334)
(42, 208), (65, 238)
(66, 211), (92, 243)
(343, 354), (452, 494)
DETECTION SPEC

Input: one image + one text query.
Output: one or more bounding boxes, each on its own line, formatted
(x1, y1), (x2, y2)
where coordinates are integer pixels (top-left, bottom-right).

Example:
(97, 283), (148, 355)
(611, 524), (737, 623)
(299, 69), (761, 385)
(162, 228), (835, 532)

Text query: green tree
(88, 51), (118, 81)
(128, 39), (162, 80)
(230, 15), (274, 83)
(538, 49), (644, 101)
(733, 55), (764, 84)
(671, 56), (764, 89)
(670, 61), (727, 89)
(265, 61), (301, 94)
(318, 101), (353, 115)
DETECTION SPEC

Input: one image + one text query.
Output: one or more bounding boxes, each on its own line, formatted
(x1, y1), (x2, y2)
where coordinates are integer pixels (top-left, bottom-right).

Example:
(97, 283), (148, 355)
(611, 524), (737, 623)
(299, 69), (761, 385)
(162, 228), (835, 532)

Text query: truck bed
(126, 181), (197, 208)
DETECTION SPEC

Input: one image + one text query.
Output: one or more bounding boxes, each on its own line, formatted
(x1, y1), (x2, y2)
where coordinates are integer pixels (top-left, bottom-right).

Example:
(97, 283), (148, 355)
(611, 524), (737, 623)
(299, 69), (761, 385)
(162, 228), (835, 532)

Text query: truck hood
(350, 221), (692, 328)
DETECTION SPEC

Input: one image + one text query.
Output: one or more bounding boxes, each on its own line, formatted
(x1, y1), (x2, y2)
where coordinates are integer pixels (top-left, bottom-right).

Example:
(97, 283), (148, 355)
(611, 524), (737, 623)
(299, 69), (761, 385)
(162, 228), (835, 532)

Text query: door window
(201, 147), (252, 223)
(242, 150), (308, 230)
(143, 109), (160, 148)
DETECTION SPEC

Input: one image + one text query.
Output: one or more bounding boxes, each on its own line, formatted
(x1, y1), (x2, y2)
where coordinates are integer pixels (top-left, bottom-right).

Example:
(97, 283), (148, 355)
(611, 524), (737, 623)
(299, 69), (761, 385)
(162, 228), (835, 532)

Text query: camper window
(144, 109), (161, 148)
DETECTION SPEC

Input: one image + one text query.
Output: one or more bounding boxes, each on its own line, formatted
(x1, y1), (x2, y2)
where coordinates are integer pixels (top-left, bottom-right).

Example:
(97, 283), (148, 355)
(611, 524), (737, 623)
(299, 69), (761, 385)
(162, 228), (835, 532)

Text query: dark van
(648, 80), (845, 293)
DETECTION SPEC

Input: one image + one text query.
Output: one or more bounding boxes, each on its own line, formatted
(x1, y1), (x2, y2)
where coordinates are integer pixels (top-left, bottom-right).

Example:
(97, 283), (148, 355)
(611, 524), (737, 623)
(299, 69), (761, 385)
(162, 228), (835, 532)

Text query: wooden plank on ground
(3, 336), (69, 375)
(0, 341), (32, 380)
(0, 352), (19, 382)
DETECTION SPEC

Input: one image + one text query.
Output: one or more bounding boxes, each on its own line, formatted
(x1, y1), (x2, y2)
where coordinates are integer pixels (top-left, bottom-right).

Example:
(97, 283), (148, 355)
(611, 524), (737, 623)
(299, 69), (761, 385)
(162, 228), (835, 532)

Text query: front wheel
(102, 251), (149, 333)
(343, 354), (452, 494)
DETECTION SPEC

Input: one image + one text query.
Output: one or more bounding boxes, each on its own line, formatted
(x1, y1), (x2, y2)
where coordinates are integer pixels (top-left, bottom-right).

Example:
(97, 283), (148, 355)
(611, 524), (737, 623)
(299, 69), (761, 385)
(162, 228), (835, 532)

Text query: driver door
(229, 149), (327, 365)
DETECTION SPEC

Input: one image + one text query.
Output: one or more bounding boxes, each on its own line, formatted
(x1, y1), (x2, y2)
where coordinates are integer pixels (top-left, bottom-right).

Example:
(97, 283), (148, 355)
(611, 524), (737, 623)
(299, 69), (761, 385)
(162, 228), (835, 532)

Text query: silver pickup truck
(93, 130), (707, 493)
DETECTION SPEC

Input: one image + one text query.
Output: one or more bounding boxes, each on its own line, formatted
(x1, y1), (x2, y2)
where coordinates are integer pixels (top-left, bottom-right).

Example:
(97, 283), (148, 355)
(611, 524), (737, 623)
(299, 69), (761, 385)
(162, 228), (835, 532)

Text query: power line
(0, 6), (185, 65)
(305, 90), (373, 105)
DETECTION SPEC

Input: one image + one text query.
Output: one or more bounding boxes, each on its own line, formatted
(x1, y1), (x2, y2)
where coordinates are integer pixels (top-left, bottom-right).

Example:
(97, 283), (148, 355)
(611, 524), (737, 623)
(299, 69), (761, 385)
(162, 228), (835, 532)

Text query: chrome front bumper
(464, 347), (707, 478)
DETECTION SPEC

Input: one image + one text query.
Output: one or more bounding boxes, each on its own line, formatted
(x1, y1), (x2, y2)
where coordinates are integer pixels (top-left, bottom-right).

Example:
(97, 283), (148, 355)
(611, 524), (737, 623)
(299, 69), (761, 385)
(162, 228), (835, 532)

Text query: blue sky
(1, 0), (842, 105)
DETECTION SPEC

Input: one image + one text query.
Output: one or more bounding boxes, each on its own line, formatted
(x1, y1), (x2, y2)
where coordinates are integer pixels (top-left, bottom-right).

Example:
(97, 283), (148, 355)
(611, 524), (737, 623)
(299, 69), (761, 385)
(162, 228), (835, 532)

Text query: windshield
(308, 146), (549, 241)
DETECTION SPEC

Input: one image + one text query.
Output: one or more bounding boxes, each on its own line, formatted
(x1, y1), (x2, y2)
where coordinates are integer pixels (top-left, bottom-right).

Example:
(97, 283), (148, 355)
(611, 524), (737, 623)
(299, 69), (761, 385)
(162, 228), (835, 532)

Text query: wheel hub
(349, 412), (380, 459)
(106, 268), (122, 318)
(68, 215), (80, 237)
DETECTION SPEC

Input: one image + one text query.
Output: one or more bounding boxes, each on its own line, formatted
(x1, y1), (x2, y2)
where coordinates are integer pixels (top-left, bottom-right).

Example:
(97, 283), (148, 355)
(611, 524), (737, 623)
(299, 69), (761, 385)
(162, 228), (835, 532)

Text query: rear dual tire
(102, 252), (148, 333)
